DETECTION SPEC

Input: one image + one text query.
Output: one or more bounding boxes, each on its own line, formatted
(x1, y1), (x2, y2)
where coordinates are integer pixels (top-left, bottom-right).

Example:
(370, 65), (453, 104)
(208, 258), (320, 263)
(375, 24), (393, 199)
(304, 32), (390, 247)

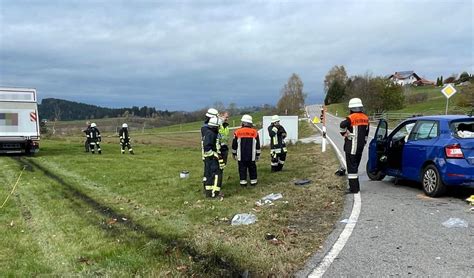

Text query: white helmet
(348, 98), (363, 109)
(208, 116), (220, 127)
(91, 123), (97, 128)
(206, 108), (219, 118)
(271, 115), (280, 123)
(241, 114), (253, 124)
(122, 123), (128, 128)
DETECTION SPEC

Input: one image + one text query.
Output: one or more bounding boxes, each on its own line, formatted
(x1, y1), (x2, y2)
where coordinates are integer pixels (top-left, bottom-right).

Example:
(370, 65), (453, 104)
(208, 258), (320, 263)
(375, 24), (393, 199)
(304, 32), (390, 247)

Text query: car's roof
(408, 115), (473, 121)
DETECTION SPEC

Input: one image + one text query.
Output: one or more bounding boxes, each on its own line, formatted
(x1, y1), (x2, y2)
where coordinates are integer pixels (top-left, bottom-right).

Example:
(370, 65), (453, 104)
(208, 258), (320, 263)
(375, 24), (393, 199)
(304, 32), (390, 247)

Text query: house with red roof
(388, 71), (434, 86)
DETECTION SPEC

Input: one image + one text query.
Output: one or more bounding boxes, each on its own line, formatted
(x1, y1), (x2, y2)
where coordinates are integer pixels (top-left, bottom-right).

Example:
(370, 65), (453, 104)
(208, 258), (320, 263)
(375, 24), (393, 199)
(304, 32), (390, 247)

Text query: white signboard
(258, 116), (298, 147)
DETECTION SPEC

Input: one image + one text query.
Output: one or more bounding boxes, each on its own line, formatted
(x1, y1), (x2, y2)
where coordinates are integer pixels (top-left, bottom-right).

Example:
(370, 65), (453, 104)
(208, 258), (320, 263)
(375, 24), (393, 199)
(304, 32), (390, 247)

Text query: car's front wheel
(422, 165), (446, 197)
(366, 161), (386, 181)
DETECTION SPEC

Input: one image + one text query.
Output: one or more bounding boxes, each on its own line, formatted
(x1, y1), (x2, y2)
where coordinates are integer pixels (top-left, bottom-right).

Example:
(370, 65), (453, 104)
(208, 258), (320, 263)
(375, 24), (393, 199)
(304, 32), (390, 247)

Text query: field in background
(48, 111), (269, 136)
(0, 121), (345, 276)
(326, 85), (470, 123)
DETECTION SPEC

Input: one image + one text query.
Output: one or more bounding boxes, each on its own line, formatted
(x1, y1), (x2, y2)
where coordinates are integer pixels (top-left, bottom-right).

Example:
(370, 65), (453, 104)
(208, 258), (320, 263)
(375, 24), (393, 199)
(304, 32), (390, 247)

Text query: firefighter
(339, 98), (369, 193)
(83, 121), (91, 152)
(218, 112), (230, 164)
(89, 123), (102, 154)
(202, 116), (225, 198)
(217, 112), (230, 189)
(119, 123), (134, 154)
(201, 108), (219, 187)
(268, 115), (287, 172)
(232, 115), (261, 186)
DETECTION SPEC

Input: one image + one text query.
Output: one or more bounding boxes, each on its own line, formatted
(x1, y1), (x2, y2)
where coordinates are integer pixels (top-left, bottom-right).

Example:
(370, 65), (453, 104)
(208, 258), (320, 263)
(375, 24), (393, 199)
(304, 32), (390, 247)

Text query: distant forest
(38, 98), (272, 124)
(39, 98), (172, 121)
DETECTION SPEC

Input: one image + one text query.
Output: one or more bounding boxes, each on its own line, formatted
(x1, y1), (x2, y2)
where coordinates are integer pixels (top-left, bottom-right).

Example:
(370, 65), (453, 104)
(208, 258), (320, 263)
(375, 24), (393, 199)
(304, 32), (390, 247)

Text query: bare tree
(324, 65), (348, 93)
(276, 73), (306, 115)
(52, 104), (62, 135)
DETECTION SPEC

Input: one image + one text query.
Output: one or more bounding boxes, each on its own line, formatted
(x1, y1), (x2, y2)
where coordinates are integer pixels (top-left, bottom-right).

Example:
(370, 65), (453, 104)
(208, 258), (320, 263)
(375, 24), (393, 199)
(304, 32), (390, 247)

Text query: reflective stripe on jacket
(232, 127), (261, 161)
(340, 112), (369, 155)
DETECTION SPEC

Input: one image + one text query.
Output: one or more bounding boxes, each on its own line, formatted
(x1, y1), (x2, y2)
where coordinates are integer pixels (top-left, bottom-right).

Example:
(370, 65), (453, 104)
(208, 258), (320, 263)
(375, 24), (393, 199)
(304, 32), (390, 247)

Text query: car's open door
(367, 119), (388, 180)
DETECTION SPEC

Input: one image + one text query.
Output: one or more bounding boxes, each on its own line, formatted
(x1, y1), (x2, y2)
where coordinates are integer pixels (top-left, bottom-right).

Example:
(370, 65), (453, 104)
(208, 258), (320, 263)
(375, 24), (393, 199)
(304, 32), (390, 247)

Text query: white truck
(0, 87), (40, 154)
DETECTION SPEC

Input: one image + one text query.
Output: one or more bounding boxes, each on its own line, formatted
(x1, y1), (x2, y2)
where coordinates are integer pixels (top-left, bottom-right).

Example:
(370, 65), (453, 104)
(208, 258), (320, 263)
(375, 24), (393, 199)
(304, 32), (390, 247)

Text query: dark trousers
(89, 140), (101, 154)
(84, 139), (90, 152)
(204, 158), (222, 198)
(121, 140), (133, 153)
(345, 151), (363, 193)
(238, 160), (257, 186)
(217, 146), (229, 187)
(271, 151), (287, 172)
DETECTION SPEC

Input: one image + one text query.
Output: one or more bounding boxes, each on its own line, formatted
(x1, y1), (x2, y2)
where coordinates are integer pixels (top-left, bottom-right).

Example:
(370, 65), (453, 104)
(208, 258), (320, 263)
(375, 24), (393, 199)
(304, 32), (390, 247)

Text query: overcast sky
(0, 0), (472, 111)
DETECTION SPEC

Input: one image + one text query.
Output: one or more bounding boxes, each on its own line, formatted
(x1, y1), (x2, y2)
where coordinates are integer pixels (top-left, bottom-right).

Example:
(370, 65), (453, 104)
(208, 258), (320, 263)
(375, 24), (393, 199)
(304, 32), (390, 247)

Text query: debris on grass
(107, 218), (117, 225)
(442, 218), (468, 228)
(231, 213), (257, 226)
(256, 193), (283, 207)
(294, 179), (312, 186)
(78, 256), (94, 265)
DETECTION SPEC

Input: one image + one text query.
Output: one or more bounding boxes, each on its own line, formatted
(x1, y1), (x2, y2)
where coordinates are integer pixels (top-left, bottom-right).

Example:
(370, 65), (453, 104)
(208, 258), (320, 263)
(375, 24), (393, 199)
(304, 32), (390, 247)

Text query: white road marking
(308, 106), (362, 278)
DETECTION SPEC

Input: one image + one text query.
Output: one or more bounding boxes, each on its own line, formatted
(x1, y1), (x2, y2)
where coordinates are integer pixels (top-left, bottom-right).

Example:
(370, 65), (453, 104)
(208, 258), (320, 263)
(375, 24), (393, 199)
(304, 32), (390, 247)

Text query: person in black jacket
(119, 123), (134, 154)
(83, 121), (91, 152)
(89, 123), (102, 154)
(201, 116), (224, 198)
(268, 115), (287, 172)
(232, 115), (261, 186)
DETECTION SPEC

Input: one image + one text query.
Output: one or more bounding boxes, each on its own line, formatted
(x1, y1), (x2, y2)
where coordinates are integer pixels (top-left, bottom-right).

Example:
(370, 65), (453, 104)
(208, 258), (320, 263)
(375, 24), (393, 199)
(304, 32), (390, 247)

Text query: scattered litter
(466, 195), (474, 205)
(107, 218), (117, 225)
(231, 213), (257, 226)
(294, 179), (312, 186)
(335, 167), (346, 176)
(265, 233), (276, 240)
(264, 233), (284, 245)
(442, 218), (468, 228)
(340, 218), (357, 224)
(180, 170), (189, 179)
(256, 193), (283, 207)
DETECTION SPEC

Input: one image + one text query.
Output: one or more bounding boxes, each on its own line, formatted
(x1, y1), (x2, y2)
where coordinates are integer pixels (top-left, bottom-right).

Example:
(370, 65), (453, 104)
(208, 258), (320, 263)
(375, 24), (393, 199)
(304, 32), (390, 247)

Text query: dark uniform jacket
(340, 112), (369, 155)
(268, 124), (287, 153)
(232, 127), (261, 161)
(202, 125), (220, 159)
(119, 128), (130, 143)
(90, 127), (101, 142)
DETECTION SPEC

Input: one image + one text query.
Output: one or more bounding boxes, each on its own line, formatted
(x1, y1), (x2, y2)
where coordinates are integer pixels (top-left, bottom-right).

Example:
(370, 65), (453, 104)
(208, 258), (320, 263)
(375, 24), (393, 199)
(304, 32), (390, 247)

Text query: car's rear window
(451, 119), (474, 139)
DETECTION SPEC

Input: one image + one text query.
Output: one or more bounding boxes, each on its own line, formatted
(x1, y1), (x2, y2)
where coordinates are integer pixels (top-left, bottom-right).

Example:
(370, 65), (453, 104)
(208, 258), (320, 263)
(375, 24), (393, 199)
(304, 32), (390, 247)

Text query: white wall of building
(258, 116), (299, 147)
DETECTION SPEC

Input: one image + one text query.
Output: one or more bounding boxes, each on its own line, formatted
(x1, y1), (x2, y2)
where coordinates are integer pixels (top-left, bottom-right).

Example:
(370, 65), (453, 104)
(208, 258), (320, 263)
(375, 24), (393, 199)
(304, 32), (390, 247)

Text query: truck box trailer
(0, 87), (40, 154)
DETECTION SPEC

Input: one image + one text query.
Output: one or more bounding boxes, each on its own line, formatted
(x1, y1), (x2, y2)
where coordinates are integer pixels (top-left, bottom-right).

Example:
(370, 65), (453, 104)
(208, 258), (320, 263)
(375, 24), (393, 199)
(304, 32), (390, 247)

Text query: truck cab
(0, 87), (40, 154)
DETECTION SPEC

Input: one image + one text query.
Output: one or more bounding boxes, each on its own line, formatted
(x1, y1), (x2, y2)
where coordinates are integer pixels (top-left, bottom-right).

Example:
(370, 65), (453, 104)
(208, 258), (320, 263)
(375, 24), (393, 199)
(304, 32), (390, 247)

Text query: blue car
(367, 115), (474, 197)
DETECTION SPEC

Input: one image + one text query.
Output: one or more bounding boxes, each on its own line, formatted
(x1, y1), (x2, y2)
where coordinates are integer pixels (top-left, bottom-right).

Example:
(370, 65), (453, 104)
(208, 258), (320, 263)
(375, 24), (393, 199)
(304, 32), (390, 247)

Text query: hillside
(38, 98), (170, 121)
(326, 85), (472, 118)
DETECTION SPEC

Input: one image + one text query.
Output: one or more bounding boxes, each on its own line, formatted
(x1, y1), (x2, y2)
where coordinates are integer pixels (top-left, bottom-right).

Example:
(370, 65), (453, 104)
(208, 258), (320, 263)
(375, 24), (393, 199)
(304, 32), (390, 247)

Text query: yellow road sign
(441, 84), (457, 99)
(312, 116), (320, 124)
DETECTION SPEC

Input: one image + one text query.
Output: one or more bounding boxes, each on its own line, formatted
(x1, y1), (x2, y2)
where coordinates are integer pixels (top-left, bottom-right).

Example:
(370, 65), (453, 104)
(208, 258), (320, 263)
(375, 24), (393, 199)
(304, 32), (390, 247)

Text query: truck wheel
(366, 161), (386, 181)
(422, 165), (446, 197)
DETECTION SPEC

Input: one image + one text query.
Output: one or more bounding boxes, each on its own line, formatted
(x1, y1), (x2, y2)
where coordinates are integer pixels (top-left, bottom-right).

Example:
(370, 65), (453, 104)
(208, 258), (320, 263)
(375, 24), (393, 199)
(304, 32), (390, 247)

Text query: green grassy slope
(0, 122), (344, 276)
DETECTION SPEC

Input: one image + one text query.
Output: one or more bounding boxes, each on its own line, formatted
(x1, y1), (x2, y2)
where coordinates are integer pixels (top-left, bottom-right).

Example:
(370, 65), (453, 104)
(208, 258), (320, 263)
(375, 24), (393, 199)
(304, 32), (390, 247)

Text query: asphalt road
(304, 104), (474, 277)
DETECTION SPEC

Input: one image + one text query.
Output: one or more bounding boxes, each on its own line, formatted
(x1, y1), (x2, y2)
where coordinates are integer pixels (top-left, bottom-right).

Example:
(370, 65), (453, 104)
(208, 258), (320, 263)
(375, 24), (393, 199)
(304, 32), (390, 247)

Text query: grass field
(0, 122), (345, 276)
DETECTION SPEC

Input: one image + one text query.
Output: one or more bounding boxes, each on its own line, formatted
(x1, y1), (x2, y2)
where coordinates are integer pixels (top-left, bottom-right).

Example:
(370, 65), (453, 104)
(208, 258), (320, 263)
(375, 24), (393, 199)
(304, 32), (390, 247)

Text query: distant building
(388, 71), (420, 85)
(388, 71), (434, 86)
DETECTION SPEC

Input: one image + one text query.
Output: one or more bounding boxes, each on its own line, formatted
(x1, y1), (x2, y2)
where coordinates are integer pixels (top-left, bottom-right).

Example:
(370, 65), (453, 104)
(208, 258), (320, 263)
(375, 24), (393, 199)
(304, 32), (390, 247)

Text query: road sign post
(321, 106), (327, 152)
(441, 84), (457, 115)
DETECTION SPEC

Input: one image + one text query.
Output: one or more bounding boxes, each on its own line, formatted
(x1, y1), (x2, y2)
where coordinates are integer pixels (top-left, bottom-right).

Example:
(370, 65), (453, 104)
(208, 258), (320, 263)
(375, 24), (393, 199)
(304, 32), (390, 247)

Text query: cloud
(0, 0), (472, 110)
